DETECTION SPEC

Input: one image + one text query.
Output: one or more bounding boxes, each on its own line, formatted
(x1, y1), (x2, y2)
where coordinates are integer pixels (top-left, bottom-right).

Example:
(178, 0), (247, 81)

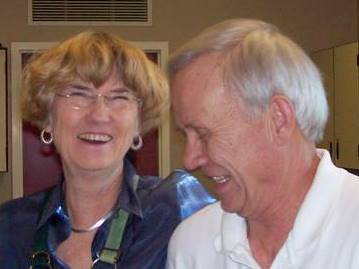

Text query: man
(166, 19), (359, 269)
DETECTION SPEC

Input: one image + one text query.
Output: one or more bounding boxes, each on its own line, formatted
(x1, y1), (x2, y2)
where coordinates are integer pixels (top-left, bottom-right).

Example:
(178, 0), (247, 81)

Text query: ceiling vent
(29, 0), (152, 26)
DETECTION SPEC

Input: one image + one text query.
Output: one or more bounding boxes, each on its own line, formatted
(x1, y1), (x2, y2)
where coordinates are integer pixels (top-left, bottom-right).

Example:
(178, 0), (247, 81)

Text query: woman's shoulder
(0, 188), (55, 267)
(138, 169), (216, 219)
(0, 187), (54, 227)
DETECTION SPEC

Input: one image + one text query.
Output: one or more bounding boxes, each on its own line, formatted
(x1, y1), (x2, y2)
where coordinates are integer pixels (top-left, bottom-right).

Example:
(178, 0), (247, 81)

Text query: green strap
(31, 175), (138, 268)
(98, 209), (129, 264)
(30, 225), (53, 269)
(98, 175), (138, 265)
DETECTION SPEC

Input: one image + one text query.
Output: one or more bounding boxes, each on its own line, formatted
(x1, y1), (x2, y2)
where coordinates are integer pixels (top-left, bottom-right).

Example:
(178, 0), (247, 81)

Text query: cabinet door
(0, 48), (6, 171)
(334, 42), (359, 169)
(311, 48), (335, 156)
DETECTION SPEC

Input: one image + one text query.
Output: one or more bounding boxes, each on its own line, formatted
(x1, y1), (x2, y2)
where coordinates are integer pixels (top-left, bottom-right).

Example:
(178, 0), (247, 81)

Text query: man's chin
(219, 200), (241, 214)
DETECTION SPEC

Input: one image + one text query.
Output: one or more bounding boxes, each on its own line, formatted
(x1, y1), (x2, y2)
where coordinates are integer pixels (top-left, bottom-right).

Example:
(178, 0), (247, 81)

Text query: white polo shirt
(166, 150), (359, 269)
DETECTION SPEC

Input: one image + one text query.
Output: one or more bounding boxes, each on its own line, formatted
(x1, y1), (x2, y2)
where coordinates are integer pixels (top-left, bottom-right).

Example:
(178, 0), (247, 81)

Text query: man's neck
(247, 143), (320, 269)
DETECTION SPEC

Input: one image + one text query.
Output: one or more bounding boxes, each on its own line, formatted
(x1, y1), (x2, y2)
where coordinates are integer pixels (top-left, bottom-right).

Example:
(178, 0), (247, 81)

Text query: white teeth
(210, 176), (230, 184)
(78, 133), (112, 142)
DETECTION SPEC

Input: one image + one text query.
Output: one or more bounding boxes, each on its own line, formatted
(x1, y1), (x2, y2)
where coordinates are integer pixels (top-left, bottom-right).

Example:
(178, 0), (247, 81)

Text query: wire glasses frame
(55, 90), (142, 111)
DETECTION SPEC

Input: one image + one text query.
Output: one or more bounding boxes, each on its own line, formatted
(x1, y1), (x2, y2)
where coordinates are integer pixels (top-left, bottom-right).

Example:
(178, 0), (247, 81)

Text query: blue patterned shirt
(0, 160), (215, 269)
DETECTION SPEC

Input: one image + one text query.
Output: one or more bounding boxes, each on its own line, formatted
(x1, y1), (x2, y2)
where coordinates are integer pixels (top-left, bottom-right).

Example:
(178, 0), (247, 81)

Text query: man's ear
(268, 95), (296, 144)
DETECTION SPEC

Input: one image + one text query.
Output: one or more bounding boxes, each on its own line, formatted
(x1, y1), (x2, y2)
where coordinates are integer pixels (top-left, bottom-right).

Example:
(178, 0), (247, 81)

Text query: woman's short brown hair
(22, 31), (169, 135)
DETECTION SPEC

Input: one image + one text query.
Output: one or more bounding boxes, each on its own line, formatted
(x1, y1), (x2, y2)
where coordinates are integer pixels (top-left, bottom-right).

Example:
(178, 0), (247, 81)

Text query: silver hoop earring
(40, 129), (53, 144)
(131, 135), (143, 151)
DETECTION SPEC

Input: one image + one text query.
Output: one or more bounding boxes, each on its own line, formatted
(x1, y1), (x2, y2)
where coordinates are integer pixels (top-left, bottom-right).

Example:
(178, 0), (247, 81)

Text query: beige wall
(0, 0), (357, 202)
(0, 0), (356, 56)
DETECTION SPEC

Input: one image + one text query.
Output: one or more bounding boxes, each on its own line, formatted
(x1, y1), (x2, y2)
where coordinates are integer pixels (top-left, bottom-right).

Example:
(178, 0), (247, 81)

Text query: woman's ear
(268, 95), (296, 144)
(43, 116), (53, 133)
(44, 124), (52, 133)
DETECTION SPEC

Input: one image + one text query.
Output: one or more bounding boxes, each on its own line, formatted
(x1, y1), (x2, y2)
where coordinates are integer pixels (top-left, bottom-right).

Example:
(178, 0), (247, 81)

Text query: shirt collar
(288, 149), (346, 251)
(116, 158), (143, 217)
(214, 209), (259, 267)
(215, 211), (248, 253)
(215, 150), (345, 253)
(213, 150), (344, 266)
(36, 158), (143, 229)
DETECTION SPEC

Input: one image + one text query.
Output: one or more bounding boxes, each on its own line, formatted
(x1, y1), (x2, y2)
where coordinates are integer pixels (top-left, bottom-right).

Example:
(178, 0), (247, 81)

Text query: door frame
(11, 41), (170, 198)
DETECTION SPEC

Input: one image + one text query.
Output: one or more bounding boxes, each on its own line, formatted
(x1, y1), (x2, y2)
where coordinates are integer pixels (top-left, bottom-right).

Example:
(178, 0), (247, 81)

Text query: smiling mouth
(210, 176), (230, 184)
(78, 133), (113, 143)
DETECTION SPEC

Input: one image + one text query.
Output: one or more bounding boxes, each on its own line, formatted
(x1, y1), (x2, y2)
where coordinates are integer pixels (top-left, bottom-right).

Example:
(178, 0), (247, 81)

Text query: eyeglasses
(55, 88), (142, 111)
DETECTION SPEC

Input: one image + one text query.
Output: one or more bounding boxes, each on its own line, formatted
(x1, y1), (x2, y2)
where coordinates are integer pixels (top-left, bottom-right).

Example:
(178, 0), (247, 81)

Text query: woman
(0, 32), (214, 269)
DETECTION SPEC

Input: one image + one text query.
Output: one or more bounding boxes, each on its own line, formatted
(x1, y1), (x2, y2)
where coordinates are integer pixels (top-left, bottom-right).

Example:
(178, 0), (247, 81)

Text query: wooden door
(311, 48), (335, 157)
(334, 42), (359, 169)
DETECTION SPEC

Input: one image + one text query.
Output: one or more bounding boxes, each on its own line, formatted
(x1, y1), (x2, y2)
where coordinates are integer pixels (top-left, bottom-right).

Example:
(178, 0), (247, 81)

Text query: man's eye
(197, 131), (208, 141)
(198, 134), (207, 141)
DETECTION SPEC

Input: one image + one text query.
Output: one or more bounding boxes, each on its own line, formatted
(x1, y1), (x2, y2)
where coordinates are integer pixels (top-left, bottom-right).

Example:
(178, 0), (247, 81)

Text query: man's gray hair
(168, 19), (328, 143)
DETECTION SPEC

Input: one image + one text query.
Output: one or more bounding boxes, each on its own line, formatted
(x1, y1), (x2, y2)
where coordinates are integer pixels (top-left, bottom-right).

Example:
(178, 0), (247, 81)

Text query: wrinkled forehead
(171, 52), (226, 102)
(171, 53), (232, 125)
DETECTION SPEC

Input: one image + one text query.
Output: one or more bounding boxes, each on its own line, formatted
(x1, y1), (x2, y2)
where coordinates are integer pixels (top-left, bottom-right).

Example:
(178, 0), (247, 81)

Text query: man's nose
(183, 136), (208, 171)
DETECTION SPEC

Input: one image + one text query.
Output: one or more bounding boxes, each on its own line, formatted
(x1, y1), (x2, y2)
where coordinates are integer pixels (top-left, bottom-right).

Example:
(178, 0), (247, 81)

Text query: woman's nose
(88, 97), (112, 122)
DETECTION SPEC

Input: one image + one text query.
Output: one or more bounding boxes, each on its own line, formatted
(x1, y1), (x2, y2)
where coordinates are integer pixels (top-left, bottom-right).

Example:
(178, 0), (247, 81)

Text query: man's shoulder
(166, 202), (223, 269)
(180, 201), (222, 225)
(170, 202), (222, 244)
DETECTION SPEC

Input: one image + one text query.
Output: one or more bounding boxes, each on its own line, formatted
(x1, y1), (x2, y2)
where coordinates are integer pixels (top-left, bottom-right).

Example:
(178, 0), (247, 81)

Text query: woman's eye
(112, 94), (130, 101)
(64, 87), (91, 97)
(69, 91), (88, 97)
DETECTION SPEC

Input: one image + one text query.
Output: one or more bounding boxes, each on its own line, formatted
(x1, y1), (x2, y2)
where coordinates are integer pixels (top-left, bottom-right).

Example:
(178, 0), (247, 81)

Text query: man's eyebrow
(174, 123), (199, 134)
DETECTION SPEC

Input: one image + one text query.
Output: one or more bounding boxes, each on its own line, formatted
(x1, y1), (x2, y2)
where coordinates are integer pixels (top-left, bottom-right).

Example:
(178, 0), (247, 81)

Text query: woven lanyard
(96, 175), (140, 267)
(94, 209), (129, 268)
(95, 174), (139, 267)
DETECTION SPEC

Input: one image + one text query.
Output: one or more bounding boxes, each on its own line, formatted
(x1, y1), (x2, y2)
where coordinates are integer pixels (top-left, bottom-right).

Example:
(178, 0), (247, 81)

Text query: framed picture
(11, 41), (170, 198)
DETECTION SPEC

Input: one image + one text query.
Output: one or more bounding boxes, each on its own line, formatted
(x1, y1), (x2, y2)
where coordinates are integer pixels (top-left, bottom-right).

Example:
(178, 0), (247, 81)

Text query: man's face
(171, 52), (280, 217)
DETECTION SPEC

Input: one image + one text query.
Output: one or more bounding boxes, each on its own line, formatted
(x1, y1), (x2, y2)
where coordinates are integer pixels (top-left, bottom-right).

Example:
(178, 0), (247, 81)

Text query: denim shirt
(0, 161), (215, 269)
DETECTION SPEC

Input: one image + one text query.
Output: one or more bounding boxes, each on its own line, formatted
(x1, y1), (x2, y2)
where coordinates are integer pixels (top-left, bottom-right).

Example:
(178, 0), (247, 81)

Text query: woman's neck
(63, 165), (124, 229)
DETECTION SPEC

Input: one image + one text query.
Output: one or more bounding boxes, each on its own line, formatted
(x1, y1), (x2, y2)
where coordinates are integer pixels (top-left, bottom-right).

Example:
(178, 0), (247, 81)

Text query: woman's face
(46, 69), (140, 175)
